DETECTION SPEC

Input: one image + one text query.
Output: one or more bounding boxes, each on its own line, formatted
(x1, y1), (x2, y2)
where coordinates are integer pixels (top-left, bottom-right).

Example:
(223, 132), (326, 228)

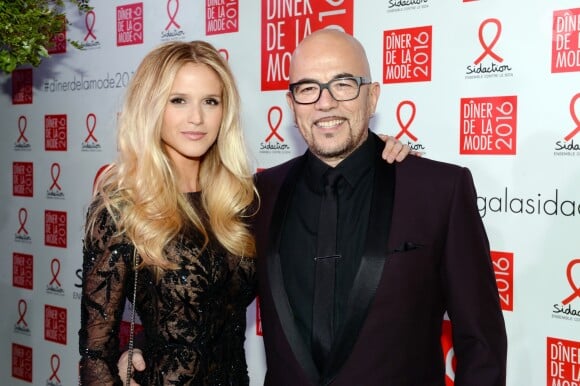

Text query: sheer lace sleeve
(79, 205), (133, 386)
(232, 256), (257, 308)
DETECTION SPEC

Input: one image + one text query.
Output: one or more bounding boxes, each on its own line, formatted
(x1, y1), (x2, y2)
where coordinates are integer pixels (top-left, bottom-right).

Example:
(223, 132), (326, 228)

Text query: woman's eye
(204, 98), (220, 106)
(170, 97), (186, 104)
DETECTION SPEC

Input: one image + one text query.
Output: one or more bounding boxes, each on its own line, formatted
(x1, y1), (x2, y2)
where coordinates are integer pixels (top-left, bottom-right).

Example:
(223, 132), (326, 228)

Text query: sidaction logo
(553, 303), (580, 322)
(387, 0), (430, 11)
(259, 106), (291, 154)
(552, 259), (580, 323)
(465, 18), (514, 79)
(477, 187), (579, 218)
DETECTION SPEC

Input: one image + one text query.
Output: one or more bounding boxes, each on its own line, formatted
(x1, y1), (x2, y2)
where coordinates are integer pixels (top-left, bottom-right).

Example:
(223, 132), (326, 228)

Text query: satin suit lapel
(266, 155), (320, 383)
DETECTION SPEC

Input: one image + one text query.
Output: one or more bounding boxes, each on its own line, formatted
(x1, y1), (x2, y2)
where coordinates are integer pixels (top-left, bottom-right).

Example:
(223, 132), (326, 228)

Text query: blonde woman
(79, 41), (256, 385)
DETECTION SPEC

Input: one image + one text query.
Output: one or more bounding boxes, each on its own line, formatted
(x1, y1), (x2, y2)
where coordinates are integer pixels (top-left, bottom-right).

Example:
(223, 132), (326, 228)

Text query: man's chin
(313, 142), (351, 160)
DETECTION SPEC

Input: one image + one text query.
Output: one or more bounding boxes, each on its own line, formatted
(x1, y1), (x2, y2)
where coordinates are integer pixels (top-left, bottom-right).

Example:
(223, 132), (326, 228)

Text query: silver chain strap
(125, 249), (139, 386)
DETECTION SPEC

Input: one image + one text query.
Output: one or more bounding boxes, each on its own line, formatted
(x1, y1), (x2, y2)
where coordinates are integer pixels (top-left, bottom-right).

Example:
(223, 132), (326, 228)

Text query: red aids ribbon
(165, 0), (181, 30)
(49, 163), (62, 191)
(17, 116), (28, 143)
(85, 113), (98, 143)
(50, 258), (62, 287)
(474, 18), (504, 65)
(265, 106), (284, 142)
(564, 93), (580, 142)
(17, 208), (29, 235)
(17, 299), (28, 327)
(562, 259), (580, 305)
(84, 10), (97, 41)
(49, 354), (61, 382)
(395, 100), (418, 142)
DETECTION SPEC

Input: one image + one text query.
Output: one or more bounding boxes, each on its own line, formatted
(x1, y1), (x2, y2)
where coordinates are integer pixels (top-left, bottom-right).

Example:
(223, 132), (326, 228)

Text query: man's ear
(286, 91), (295, 114)
(368, 82), (381, 115)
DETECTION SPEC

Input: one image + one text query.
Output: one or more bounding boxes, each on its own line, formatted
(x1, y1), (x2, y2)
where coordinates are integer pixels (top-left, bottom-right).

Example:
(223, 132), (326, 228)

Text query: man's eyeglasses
(288, 76), (371, 105)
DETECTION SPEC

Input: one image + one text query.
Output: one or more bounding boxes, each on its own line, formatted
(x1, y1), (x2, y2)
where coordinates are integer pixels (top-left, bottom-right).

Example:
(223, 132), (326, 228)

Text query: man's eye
(335, 81), (355, 89)
(297, 85), (317, 94)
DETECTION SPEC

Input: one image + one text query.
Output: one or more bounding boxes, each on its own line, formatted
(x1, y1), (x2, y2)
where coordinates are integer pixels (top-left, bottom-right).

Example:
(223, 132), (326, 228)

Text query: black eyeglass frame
(288, 76), (372, 105)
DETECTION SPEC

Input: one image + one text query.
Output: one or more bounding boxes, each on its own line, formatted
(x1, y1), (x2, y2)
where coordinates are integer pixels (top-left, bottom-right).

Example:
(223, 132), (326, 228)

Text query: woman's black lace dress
(79, 193), (256, 385)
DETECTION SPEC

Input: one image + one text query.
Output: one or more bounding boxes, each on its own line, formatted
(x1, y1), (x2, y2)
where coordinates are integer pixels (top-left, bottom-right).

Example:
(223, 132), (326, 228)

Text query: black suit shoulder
(397, 154), (465, 175)
(255, 156), (300, 179)
(391, 155), (480, 211)
(254, 155), (304, 193)
(368, 132), (469, 185)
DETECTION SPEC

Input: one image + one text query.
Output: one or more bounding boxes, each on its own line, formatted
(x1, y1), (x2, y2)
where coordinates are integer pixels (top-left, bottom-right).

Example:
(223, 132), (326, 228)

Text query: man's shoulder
(391, 156), (478, 202)
(255, 156), (302, 180)
(398, 154), (466, 175)
(393, 155), (474, 188)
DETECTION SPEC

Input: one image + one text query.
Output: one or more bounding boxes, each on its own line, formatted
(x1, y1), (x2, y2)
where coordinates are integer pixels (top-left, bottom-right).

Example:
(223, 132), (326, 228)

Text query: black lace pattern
(79, 193), (256, 385)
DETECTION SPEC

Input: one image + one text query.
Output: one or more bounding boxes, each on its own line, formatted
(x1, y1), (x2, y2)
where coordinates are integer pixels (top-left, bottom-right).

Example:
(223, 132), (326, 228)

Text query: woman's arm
(79, 207), (133, 386)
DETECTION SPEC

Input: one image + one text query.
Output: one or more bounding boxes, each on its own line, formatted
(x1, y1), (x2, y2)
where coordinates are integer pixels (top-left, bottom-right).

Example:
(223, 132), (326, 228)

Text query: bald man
(252, 28), (507, 385)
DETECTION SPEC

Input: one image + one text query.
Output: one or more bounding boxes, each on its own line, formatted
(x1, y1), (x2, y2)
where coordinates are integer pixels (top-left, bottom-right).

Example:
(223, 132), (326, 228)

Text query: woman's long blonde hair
(86, 40), (256, 275)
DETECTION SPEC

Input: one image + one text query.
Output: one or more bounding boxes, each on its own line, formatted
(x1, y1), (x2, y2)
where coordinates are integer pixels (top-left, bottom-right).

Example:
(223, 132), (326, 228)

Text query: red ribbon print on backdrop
(17, 116), (28, 143)
(84, 10), (97, 41)
(50, 258), (62, 287)
(564, 93), (580, 141)
(474, 18), (504, 64)
(265, 106), (284, 142)
(85, 113), (98, 143)
(49, 163), (62, 191)
(17, 299), (28, 327)
(395, 100), (418, 142)
(49, 354), (61, 382)
(17, 208), (28, 235)
(561, 259), (580, 305)
(165, 0), (181, 30)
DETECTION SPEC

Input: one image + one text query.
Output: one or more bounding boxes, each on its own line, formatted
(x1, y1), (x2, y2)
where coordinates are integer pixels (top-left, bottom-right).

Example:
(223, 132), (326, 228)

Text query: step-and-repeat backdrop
(0, 1), (579, 385)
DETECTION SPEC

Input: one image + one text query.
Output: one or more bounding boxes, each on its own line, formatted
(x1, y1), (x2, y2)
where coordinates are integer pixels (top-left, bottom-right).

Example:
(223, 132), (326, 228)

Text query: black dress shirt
(280, 131), (376, 356)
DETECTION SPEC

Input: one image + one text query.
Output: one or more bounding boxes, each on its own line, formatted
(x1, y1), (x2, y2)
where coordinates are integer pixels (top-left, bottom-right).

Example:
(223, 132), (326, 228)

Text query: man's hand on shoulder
(378, 133), (424, 163)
